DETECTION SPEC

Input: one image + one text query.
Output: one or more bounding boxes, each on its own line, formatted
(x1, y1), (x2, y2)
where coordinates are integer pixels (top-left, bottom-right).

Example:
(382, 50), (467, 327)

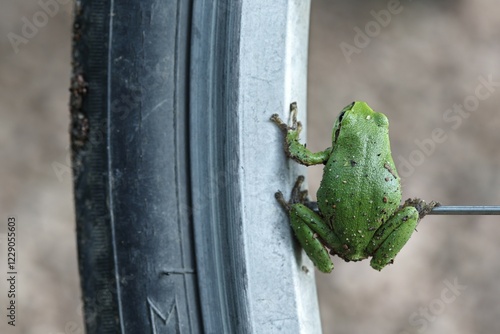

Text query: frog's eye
(344, 101), (355, 111)
(333, 110), (346, 143)
(337, 110), (346, 123)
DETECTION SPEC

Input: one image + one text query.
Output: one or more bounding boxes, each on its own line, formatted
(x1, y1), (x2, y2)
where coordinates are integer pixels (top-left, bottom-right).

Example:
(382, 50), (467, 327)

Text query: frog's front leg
(366, 206), (419, 271)
(275, 176), (343, 273)
(271, 102), (331, 166)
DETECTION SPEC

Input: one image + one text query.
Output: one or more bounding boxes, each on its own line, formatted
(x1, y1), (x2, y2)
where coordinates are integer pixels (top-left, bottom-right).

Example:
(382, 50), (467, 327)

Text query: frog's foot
(290, 175), (309, 204)
(275, 175), (310, 211)
(403, 198), (440, 220)
(270, 102), (302, 136)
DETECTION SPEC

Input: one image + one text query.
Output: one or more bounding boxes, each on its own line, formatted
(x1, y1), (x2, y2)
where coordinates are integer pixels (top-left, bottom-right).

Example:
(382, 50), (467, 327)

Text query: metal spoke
(307, 203), (500, 215)
(429, 206), (500, 215)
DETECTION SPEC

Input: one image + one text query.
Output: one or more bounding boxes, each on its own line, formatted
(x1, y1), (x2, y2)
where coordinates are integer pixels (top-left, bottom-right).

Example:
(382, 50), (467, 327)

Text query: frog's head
(332, 101), (389, 144)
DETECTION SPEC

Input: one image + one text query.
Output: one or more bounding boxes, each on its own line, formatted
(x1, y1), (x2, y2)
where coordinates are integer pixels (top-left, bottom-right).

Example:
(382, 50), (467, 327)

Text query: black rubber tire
(71, 1), (203, 332)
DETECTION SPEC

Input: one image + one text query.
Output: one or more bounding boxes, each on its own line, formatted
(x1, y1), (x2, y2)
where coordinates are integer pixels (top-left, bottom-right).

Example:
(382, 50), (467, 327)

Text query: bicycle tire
(71, 1), (320, 333)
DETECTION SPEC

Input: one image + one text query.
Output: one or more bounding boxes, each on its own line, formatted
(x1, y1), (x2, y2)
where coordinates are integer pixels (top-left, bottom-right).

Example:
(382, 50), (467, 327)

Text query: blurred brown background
(1, 0), (500, 333)
(0, 0), (81, 334)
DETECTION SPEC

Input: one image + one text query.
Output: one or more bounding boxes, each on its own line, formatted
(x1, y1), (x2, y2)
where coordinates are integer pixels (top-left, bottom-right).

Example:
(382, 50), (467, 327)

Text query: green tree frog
(271, 102), (436, 273)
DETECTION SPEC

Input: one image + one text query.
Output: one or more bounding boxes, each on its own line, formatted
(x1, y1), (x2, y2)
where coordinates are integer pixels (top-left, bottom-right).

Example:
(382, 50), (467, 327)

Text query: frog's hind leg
(289, 205), (334, 273)
(368, 206), (419, 271)
(275, 176), (340, 273)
